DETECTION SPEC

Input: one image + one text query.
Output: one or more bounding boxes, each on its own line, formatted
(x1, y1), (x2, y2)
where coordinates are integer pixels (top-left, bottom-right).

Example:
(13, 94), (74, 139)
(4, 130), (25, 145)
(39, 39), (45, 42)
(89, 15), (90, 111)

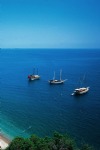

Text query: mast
(53, 71), (55, 80)
(80, 73), (86, 87)
(60, 69), (62, 80)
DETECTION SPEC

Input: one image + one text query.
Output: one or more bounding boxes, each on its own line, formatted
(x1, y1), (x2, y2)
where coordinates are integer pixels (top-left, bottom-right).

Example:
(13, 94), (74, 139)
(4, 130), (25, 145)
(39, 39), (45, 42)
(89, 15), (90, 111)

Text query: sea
(0, 48), (100, 149)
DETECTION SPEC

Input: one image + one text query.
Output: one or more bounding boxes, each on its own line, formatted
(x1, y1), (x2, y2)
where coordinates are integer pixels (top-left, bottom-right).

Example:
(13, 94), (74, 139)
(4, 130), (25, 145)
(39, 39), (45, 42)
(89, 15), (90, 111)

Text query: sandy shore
(0, 134), (11, 149)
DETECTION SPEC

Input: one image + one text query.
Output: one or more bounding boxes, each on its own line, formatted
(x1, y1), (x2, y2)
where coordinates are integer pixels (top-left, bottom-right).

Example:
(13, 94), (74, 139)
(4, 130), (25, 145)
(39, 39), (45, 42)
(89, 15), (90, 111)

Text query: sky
(0, 0), (100, 48)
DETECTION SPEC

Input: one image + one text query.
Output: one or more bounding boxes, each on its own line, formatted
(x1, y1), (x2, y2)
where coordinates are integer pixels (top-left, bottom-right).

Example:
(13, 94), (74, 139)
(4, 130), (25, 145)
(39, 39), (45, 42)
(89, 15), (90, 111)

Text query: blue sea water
(0, 49), (100, 149)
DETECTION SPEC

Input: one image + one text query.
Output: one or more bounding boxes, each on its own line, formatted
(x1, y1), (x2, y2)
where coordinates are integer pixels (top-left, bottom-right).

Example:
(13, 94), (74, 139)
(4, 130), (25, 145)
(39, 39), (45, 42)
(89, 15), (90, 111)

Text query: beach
(0, 134), (11, 149)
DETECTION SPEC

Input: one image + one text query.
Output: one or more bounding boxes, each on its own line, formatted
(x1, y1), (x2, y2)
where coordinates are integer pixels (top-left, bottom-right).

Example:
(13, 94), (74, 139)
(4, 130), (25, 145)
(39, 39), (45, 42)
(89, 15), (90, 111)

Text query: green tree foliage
(30, 135), (50, 150)
(6, 132), (94, 150)
(49, 132), (76, 150)
(6, 137), (34, 150)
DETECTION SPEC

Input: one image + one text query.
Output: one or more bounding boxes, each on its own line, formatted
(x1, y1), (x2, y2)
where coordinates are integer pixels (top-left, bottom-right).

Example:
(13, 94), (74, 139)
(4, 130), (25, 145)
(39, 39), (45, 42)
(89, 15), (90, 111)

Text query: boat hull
(28, 75), (40, 81)
(29, 77), (40, 81)
(74, 87), (89, 95)
(49, 80), (64, 84)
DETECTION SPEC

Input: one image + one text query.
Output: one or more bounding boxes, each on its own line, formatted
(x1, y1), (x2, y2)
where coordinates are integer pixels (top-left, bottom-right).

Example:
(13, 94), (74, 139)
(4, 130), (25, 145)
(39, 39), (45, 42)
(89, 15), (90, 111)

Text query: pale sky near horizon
(0, 0), (100, 48)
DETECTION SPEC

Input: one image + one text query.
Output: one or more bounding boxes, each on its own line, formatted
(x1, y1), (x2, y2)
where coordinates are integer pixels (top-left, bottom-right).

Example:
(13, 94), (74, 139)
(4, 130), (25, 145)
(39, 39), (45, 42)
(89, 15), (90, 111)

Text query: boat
(71, 87), (89, 95)
(71, 74), (89, 95)
(49, 70), (67, 84)
(28, 68), (40, 81)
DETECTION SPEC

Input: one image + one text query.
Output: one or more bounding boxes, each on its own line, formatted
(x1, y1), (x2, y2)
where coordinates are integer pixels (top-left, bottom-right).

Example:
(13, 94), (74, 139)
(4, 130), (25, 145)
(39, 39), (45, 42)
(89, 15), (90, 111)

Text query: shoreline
(0, 133), (11, 149)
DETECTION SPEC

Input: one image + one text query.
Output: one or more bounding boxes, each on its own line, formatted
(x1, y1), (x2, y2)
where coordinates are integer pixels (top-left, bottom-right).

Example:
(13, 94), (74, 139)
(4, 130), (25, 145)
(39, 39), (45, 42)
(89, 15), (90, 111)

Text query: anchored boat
(71, 74), (89, 95)
(49, 70), (67, 84)
(71, 87), (89, 95)
(28, 68), (40, 81)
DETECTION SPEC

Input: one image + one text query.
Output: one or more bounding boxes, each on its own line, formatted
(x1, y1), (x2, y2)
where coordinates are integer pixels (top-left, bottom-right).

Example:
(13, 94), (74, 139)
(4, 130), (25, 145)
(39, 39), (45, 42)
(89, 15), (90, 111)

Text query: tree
(6, 137), (34, 150)
(6, 132), (94, 150)
(50, 132), (76, 150)
(30, 135), (51, 150)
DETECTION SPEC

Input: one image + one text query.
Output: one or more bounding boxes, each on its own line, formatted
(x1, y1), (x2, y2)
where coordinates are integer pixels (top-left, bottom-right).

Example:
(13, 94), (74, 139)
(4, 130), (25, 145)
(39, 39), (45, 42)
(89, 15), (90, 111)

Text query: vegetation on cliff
(6, 132), (94, 150)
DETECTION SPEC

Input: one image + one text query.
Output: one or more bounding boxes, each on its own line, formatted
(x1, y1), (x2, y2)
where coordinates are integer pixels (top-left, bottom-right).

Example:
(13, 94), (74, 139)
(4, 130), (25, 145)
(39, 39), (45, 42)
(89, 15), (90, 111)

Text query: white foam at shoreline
(0, 139), (9, 149)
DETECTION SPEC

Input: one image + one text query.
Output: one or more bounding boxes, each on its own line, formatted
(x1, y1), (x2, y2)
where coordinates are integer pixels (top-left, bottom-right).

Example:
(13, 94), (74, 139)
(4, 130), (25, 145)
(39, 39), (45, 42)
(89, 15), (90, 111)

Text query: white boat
(49, 70), (67, 84)
(28, 68), (40, 81)
(71, 74), (89, 95)
(72, 87), (89, 95)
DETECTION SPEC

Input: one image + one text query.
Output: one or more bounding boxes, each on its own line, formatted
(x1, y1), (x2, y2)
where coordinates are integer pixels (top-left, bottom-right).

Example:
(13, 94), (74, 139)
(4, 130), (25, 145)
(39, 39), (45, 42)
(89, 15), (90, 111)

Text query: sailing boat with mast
(28, 68), (40, 81)
(49, 70), (67, 84)
(71, 74), (89, 95)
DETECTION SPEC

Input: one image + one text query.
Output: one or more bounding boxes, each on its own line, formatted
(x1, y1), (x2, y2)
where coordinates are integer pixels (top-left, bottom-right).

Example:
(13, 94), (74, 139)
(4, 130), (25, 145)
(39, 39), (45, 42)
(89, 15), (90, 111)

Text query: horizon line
(0, 47), (100, 50)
